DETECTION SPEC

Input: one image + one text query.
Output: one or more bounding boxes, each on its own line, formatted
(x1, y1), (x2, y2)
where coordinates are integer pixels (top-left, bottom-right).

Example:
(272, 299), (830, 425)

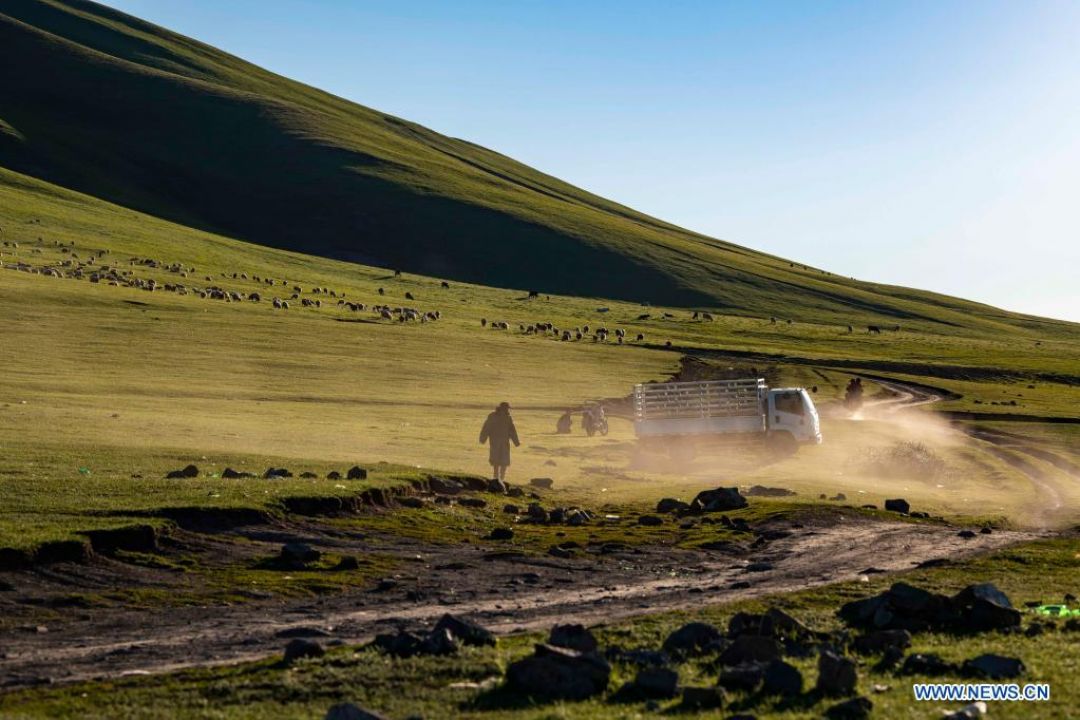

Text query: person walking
(480, 401), (520, 481)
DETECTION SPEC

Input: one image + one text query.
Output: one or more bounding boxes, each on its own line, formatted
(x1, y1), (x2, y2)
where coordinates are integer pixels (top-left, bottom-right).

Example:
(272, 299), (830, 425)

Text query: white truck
(632, 378), (821, 458)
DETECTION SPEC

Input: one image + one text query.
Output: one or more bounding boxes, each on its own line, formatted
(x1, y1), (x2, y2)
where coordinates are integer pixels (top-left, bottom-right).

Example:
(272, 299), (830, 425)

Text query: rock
(433, 613), (495, 647)
(980, 526), (992, 534)
(958, 530), (977, 539)
(374, 578), (398, 592)
(718, 662), (765, 692)
(280, 542), (320, 566)
(1065, 618), (1080, 633)
(900, 653), (955, 676)
(276, 626), (332, 639)
(944, 702), (988, 719)
(816, 650), (857, 696)
(300, 471), (318, 478)
(398, 497), (425, 509)
(762, 659), (803, 696)
(526, 503), (548, 522)
(418, 627), (459, 656)
(634, 666), (679, 698)
(505, 643), (610, 700)
(565, 508), (589, 526)
(283, 638), (325, 664)
(507, 486), (524, 498)
(529, 477), (554, 489)
(718, 636), (780, 666)
(428, 476), (463, 494)
(326, 471), (342, 480)
(372, 630), (423, 658)
(606, 647), (671, 667)
(691, 486), (748, 512)
(662, 622), (723, 658)
(637, 514), (663, 526)
(963, 653), (1025, 679)
(680, 685), (725, 710)
(884, 498), (910, 514)
(458, 497), (487, 509)
(824, 696), (873, 719)
(952, 583), (1020, 632)
(264, 467), (292, 479)
(852, 629), (911, 655)
(166, 464), (199, 479)
(549, 624), (598, 653)
(746, 485), (796, 497)
(502, 503), (519, 514)
(745, 562), (774, 572)
(729, 609), (814, 643)
(874, 646), (904, 672)
(221, 467), (249, 479)
(548, 546), (573, 559)
(657, 497), (690, 513)
(324, 703), (389, 720)
(486, 478), (508, 493)
(334, 556), (360, 571)
(830, 493), (847, 501)
(346, 466), (368, 480)
(487, 528), (514, 541)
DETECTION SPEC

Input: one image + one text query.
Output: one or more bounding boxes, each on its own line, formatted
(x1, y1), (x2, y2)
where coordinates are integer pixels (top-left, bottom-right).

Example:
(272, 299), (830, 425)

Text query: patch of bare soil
(0, 512), (1036, 689)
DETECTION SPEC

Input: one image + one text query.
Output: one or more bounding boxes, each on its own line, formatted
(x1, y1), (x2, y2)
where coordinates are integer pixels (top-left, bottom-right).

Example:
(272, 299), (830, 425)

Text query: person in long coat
(479, 401), (520, 481)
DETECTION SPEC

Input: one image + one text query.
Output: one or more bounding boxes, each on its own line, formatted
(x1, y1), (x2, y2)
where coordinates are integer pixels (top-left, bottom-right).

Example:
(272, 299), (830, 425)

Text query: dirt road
(0, 514), (1034, 689)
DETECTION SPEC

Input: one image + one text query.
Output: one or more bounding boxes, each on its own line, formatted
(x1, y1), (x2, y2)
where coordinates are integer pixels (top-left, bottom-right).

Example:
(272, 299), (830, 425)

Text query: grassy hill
(1, 0), (1073, 334)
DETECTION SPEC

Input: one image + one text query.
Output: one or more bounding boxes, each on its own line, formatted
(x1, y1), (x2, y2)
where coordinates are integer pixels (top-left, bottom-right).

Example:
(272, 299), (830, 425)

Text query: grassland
(2, 164), (1079, 558)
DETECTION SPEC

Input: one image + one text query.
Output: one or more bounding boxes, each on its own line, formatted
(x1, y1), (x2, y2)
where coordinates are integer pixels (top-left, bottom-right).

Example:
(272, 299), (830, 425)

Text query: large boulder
(662, 622), (723, 658)
(283, 638), (325, 664)
(549, 624), (598, 653)
(762, 659), (803, 696)
(962, 654), (1025, 679)
(279, 542), (320, 567)
(486, 478), (508, 494)
(656, 498), (690, 514)
(717, 635), (780, 667)
(433, 613), (495, 647)
(346, 466), (368, 480)
(691, 486), (748, 512)
(632, 666), (679, 699)
(728, 608), (814, 643)
(718, 661), (766, 692)
(852, 629), (911, 655)
(951, 583), (1021, 632)
(824, 696), (873, 719)
(505, 644), (611, 700)
(166, 464), (200, 479)
(884, 498), (910, 514)
(816, 651), (857, 696)
(900, 653), (956, 676)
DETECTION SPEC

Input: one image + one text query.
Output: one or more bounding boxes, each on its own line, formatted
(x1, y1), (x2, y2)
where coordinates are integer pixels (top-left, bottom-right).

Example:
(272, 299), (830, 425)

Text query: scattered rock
(264, 467), (292, 479)
(656, 498), (690, 513)
(283, 638), (325, 664)
(963, 653), (1025, 679)
(900, 653), (955, 676)
(458, 497), (487, 509)
(418, 627), (459, 656)
(824, 696), (873, 719)
(166, 464), (199, 479)
(326, 471), (342, 480)
(632, 666), (680, 699)
(816, 650), (857, 696)
(884, 498), (910, 514)
(839, 581), (1018, 634)
(221, 467), (253, 479)
(529, 477), (554, 489)
(487, 528), (514, 541)
(718, 636), (780, 666)
(874, 646), (904, 672)
(662, 622), (723, 658)
(852, 629), (911, 655)
(691, 486), (748, 512)
(300, 471), (318, 478)
(346, 466), (367, 480)
(486, 478), (508, 494)
(324, 703), (388, 720)
(762, 659), (803, 696)
(745, 562), (774, 573)
(830, 493), (847, 501)
(398, 497), (425, 509)
(277, 627), (333, 639)
(433, 613), (495, 647)
(718, 662), (765, 692)
(638, 514), (663, 526)
(548, 546), (573, 559)
(505, 644), (610, 700)
(549, 624), (598, 653)
(334, 556), (360, 571)
(980, 526), (993, 534)
(279, 542), (320, 567)
(507, 486), (525, 498)
(502, 503), (519, 514)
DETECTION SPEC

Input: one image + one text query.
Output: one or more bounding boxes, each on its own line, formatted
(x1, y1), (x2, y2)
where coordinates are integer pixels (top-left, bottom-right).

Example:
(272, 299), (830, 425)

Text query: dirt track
(0, 513), (1035, 689)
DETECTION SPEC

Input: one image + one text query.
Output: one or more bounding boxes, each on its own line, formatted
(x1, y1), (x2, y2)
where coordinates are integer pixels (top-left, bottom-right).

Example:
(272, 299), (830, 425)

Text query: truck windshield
(774, 392), (805, 416)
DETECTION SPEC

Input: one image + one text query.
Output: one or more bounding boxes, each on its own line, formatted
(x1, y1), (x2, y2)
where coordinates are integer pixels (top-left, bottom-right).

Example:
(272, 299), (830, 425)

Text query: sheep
(441, 281), (450, 289)
(273, 298), (282, 308)
(249, 293), (261, 302)
(281, 300), (290, 310)
(481, 318), (487, 327)
(636, 333), (644, 341)
(380, 309), (393, 320)
(378, 287), (385, 295)
(561, 331), (572, 341)
(868, 325), (882, 334)
(528, 290), (539, 298)
(575, 332), (583, 340)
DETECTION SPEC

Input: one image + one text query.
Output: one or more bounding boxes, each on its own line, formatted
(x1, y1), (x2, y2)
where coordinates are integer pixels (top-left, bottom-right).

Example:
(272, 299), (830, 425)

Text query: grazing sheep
(281, 300), (290, 309)
(561, 330), (572, 341)
(380, 309), (393, 320)
(868, 325), (882, 334)
(636, 333), (644, 341)
(249, 293), (261, 302)
(441, 281), (450, 289)
(575, 332), (583, 340)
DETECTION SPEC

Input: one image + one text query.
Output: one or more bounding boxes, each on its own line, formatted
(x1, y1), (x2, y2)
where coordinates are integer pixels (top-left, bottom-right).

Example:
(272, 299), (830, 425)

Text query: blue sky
(103, 0), (1080, 321)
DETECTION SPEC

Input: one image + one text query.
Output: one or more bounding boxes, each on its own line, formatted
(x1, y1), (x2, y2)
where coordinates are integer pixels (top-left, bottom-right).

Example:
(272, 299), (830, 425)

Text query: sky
(102, 0), (1080, 321)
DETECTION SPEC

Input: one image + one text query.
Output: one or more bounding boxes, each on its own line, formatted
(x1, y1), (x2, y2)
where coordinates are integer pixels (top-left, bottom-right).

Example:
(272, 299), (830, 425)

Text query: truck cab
(766, 388), (822, 445)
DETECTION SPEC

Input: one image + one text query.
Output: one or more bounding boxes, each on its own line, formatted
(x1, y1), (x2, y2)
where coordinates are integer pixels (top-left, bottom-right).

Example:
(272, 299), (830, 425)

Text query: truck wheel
(766, 431), (797, 457)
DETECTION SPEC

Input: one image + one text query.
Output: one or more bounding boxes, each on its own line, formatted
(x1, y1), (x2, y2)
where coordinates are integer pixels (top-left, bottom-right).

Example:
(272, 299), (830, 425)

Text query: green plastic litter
(77, 467), (91, 475)
(1032, 604), (1080, 617)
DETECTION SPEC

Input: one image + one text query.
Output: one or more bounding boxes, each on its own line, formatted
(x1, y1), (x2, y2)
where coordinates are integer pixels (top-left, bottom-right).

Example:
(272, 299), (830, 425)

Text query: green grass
(5, 537), (1078, 719)
(3, 0), (1080, 334)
